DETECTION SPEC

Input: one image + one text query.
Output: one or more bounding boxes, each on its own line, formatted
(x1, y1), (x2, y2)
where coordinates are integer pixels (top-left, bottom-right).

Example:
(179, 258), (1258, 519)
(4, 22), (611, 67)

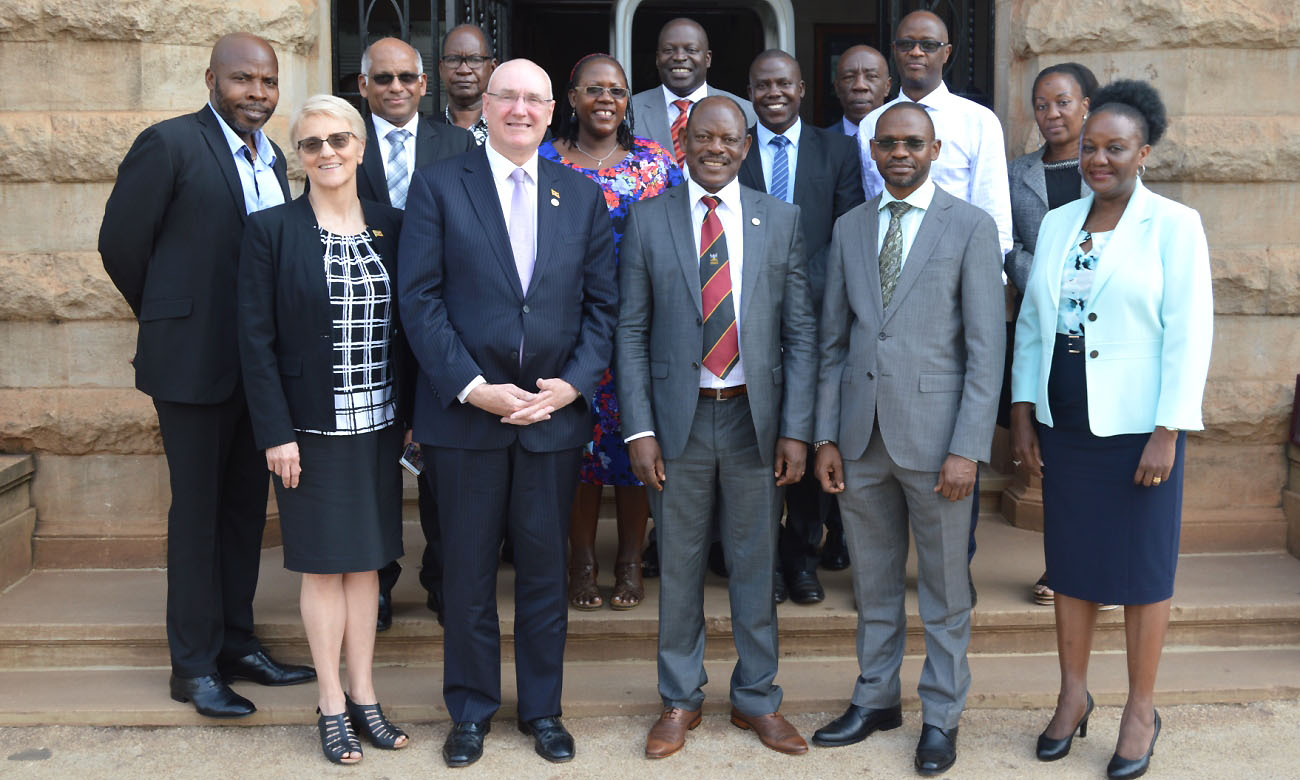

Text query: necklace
(574, 139), (622, 168)
(1042, 157), (1079, 171)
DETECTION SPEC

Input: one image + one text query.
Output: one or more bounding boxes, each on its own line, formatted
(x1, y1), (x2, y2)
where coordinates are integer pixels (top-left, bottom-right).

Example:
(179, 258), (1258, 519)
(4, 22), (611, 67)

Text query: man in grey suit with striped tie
(617, 96), (816, 760)
(810, 103), (1004, 775)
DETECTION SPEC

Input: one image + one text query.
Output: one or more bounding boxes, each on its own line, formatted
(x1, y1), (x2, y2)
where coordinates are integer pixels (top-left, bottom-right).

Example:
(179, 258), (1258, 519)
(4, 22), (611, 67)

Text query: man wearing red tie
(616, 96), (815, 760)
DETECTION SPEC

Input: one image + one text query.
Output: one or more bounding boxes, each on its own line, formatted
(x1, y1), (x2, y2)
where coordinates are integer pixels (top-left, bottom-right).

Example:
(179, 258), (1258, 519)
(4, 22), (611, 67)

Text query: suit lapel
(643, 94), (671, 151)
(1026, 146), (1048, 209)
(460, 147), (524, 300)
(739, 127), (767, 192)
(286, 196), (333, 334)
(195, 107), (249, 223)
(1089, 180), (1154, 301)
(858, 199), (883, 317)
(530, 160), (560, 297)
(414, 115), (437, 168)
(271, 145), (291, 200)
(791, 127), (824, 206)
(738, 187), (765, 325)
(667, 187), (703, 316)
(361, 114), (392, 205)
(881, 189), (951, 324)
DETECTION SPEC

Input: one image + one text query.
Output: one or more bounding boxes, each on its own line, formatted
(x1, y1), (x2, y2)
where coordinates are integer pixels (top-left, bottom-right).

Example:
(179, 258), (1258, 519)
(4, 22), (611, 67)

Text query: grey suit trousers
(840, 427), (972, 730)
(651, 396), (783, 716)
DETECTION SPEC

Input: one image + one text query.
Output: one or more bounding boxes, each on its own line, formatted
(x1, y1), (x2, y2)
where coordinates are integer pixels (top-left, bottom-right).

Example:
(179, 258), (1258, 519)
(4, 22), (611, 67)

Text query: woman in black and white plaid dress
(238, 95), (413, 765)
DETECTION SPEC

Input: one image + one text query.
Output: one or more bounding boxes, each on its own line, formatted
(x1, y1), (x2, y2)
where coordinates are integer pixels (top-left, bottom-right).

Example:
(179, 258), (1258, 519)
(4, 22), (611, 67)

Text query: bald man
(99, 32), (314, 719)
(438, 23), (497, 143)
(830, 45), (891, 137)
(399, 58), (617, 767)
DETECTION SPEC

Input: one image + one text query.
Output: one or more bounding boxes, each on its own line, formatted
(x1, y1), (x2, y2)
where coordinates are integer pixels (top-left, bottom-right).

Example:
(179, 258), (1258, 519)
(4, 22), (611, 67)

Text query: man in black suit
(398, 59), (617, 767)
(357, 36), (474, 633)
(739, 49), (865, 604)
(98, 32), (314, 719)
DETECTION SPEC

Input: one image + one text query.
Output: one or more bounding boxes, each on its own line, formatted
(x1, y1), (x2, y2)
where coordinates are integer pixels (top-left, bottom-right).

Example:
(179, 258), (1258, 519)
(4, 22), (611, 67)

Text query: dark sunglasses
(872, 137), (929, 151)
(369, 72), (421, 86)
(893, 39), (948, 54)
(440, 55), (492, 68)
(297, 131), (356, 154)
(577, 85), (629, 99)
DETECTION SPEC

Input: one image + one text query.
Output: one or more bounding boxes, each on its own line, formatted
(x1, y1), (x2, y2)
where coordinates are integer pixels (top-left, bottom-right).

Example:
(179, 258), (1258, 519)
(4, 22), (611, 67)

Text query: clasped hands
(628, 436), (808, 492)
(467, 377), (579, 425)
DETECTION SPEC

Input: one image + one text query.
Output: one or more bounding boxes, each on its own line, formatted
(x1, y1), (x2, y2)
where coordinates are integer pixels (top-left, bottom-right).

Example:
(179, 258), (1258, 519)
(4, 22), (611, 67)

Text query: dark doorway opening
(511, 0), (612, 124)
(630, 5), (765, 98)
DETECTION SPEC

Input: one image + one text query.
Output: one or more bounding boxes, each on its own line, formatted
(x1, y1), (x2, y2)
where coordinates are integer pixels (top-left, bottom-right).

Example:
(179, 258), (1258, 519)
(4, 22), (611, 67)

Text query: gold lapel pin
(372, 229), (384, 236)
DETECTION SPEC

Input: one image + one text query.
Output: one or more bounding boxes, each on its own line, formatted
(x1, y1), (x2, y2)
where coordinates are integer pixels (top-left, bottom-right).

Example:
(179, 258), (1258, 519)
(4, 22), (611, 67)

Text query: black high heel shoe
(1107, 709), (1161, 780)
(1036, 691), (1094, 761)
(317, 708), (362, 765)
(345, 694), (409, 749)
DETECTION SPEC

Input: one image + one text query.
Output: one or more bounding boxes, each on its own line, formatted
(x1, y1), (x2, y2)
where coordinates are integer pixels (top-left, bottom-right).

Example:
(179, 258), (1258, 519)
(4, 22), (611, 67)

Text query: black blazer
(355, 112), (474, 205)
(738, 122), (865, 312)
(397, 145), (618, 452)
(237, 195), (411, 450)
(99, 107), (292, 404)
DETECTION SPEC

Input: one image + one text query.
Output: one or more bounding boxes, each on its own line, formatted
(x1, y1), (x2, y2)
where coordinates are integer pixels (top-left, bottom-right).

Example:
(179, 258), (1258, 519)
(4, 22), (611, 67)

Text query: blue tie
(768, 135), (790, 202)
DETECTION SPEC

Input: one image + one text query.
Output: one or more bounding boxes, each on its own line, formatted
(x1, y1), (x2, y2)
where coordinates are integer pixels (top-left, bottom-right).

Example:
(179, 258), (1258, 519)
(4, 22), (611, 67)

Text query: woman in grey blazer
(1006, 63), (1097, 608)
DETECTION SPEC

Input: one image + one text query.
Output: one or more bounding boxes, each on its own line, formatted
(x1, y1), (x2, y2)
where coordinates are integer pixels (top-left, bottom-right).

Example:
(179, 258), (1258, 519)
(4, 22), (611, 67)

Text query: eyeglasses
(440, 54), (492, 68)
(485, 90), (554, 108)
(368, 72), (421, 86)
(871, 137), (929, 151)
(893, 39), (948, 54)
(577, 85), (629, 99)
(296, 132), (356, 154)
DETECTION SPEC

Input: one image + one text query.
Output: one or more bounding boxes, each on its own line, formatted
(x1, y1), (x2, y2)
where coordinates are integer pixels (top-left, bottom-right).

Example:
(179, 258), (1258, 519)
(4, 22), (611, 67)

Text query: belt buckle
(710, 387), (725, 401)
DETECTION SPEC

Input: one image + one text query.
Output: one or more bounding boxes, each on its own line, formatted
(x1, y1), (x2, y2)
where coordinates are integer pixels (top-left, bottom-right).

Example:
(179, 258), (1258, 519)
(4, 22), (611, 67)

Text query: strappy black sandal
(317, 708), (363, 764)
(346, 694), (409, 750)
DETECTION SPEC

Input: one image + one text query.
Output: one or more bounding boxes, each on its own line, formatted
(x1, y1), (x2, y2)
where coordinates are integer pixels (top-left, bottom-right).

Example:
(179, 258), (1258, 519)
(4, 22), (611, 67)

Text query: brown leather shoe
(645, 707), (701, 759)
(730, 708), (809, 754)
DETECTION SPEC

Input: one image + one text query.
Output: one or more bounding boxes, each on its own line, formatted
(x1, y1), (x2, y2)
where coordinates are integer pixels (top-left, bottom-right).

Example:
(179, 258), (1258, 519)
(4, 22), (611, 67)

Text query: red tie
(670, 99), (692, 166)
(699, 195), (738, 379)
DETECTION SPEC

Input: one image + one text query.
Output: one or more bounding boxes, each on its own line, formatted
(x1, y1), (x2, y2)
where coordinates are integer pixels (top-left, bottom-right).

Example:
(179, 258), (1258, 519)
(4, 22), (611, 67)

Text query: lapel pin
(751, 217), (761, 226)
(372, 229), (384, 236)
(550, 198), (560, 207)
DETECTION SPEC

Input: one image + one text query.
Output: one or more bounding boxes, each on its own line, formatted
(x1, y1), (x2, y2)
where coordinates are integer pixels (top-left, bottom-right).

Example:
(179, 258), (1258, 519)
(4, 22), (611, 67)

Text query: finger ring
(1152, 476), (1162, 485)
(1012, 459), (1022, 467)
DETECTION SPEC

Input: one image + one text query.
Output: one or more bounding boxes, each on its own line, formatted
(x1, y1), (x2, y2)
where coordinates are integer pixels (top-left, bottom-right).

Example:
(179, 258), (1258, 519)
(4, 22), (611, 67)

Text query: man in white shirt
(617, 96), (816, 760)
(829, 45), (891, 137)
(857, 11), (1012, 256)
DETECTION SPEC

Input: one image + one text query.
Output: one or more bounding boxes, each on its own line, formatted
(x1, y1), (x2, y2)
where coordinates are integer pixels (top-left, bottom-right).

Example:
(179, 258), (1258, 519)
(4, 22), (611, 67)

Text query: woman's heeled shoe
(1107, 709), (1160, 779)
(1035, 691), (1094, 761)
(317, 708), (363, 765)
(345, 694), (409, 750)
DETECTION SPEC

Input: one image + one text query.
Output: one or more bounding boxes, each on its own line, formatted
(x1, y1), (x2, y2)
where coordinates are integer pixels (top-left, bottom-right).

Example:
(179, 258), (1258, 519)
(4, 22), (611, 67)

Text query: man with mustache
(811, 102), (1004, 775)
(738, 49), (863, 605)
(617, 96), (815, 759)
(98, 32), (315, 718)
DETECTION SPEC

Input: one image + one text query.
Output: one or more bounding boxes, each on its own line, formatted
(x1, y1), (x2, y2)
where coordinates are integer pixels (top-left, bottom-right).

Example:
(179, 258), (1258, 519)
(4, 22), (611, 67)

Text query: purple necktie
(508, 167), (535, 293)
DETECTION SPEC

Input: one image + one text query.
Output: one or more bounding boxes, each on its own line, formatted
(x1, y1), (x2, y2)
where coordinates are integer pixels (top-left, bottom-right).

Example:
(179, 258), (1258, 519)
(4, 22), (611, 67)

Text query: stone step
(1, 646), (1297, 727)
(3, 521), (1299, 670)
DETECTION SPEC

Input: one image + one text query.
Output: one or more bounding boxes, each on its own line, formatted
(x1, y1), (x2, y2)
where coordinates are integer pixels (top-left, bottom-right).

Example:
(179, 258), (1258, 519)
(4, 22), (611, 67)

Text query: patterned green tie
(879, 200), (912, 308)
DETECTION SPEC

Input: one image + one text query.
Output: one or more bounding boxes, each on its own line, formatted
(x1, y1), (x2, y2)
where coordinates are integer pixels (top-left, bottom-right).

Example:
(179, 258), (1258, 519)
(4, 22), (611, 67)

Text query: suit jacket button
(522, 305), (530, 314)
(696, 316), (702, 325)
(1089, 349), (1099, 358)
(866, 371), (875, 380)
(511, 351), (519, 360)
(1087, 312), (1097, 321)
(692, 361), (700, 369)
(878, 332), (886, 341)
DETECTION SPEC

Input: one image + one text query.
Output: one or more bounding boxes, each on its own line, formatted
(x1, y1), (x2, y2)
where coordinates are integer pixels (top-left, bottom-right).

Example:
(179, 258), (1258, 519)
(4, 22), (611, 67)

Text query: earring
(1138, 163), (1146, 177)
(570, 109), (577, 122)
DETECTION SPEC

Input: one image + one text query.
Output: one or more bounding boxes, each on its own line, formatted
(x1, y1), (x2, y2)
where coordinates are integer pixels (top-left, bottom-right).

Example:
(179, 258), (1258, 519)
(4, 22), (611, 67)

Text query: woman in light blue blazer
(1010, 81), (1212, 779)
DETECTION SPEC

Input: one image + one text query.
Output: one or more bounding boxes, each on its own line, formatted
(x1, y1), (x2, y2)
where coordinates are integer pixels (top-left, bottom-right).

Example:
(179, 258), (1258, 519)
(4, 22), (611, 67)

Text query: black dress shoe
(377, 586), (393, 632)
(787, 570), (825, 604)
(915, 723), (958, 776)
(1107, 709), (1160, 780)
(708, 540), (729, 578)
(1037, 691), (1093, 761)
(518, 716), (575, 763)
(811, 703), (902, 747)
(641, 538), (661, 578)
(773, 571), (788, 604)
(169, 673), (255, 718)
(443, 720), (490, 767)
(427, 591), (444, 627)
(218, 649), (315, 687)
(820, 534), (850, 571)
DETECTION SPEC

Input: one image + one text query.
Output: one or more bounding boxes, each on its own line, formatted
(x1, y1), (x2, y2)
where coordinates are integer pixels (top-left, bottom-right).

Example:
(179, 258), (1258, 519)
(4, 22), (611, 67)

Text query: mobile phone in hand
(399, 442), (424, 476)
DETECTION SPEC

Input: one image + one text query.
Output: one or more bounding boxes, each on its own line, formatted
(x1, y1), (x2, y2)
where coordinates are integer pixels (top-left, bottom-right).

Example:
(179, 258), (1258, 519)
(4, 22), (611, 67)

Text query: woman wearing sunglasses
(237, 94), (412, 765)
(538, 53), (684, 612)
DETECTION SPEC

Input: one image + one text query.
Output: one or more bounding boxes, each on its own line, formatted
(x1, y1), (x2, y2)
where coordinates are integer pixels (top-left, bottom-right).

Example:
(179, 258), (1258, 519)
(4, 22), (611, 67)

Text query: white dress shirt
(688, 176), (746, 390)
(661, 82), (710, 121)
(456, 142), (540, 403)
(857, 82), (1012, 257)
(208, 103), (284, 215)
(754, 118), (801, 200)
(876, 176), (937, 271)
(840, 116), (860, 137)
(371, 112), (418, 188)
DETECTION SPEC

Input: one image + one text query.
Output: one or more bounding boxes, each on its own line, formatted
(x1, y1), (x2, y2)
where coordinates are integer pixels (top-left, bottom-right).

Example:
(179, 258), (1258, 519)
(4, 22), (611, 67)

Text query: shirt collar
(371, 111), (419, 141)
(755, 117), (802, 149)
(208, 102), (276, 166)
(897, 81), (952, 110)
(840, 116), (859, 136)
(663, 82), (710, 111)
(484, 139), (539, 187)
(687, 174), (742, 214)
(879, 175), (936, 214)
(444, 105), (487, 129)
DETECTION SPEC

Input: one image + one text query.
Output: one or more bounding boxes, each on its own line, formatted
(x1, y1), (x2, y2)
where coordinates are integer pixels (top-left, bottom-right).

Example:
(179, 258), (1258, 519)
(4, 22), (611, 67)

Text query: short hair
(1032, 62), (1099, 103)
(685, 94), (747, 134)
(360, 40), (423, 81)
(290, 94), (367, 146)
(1090, 79), (1168, 146)
(440, 23), (492, 57)
(876, 101), (935, 136)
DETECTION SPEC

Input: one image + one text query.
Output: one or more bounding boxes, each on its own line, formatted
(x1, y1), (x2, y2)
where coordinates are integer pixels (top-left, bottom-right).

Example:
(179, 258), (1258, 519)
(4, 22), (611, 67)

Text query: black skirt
(1038, 334), (1185, 605)
(274, 424), (404, 574)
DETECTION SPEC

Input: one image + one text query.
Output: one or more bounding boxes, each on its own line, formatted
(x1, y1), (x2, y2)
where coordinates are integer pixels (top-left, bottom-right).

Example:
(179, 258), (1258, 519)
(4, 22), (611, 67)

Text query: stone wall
(999, 0), (1299, 550)
(0, 0), (323, 567)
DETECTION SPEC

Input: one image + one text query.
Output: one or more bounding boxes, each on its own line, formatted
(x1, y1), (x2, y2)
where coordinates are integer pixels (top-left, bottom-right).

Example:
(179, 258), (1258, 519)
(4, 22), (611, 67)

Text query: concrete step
(3, 520), (1300, 670)
(1, 646), (1297, 727)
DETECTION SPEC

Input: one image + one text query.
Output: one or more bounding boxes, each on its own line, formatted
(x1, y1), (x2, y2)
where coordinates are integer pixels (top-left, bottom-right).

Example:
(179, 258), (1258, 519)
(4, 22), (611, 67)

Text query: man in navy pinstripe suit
(397, 58), (617, 767)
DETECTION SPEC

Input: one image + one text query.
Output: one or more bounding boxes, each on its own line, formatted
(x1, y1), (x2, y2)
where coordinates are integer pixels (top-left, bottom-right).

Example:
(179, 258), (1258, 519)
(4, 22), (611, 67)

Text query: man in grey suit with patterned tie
(810, 103), (1003, 776)
(617, 96), (816, 760)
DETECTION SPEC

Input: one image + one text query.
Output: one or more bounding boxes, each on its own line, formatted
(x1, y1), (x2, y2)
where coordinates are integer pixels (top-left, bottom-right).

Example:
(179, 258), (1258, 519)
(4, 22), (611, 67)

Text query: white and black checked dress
(275, 228), (404, 574)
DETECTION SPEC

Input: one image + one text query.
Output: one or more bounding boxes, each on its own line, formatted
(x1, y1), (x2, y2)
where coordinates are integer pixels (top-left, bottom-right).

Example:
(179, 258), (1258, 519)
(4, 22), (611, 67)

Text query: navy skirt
(1038, 334), (1185, 605)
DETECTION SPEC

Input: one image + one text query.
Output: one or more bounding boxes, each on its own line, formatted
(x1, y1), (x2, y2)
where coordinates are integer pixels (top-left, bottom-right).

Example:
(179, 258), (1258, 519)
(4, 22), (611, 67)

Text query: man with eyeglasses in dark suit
(438, 24), (497, 144)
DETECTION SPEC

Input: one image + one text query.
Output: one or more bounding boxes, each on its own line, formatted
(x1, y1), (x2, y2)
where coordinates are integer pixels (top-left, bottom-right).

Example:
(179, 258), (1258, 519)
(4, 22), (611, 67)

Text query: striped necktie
(768, 135), (790, 202)
(670, 99), (692, 166)
(385, 128), (412, 208)
(699, 195), (739, 379)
